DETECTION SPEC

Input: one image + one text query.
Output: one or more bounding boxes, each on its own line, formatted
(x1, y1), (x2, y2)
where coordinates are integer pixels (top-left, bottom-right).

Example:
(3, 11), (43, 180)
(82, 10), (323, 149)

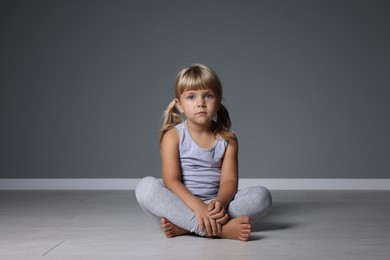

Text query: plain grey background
(1, 0), (389, 179)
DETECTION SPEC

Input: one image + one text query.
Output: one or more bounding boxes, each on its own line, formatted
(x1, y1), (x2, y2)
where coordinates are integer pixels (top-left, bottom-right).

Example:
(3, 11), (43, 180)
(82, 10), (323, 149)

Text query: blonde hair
(160, 64), (233, 142)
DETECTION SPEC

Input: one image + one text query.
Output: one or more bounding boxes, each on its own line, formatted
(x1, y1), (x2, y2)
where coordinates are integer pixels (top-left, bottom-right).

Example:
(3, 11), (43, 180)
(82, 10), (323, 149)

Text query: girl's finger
(199, 219), (205, 235)
(204, 218), (212, 236)
(210, 211), (224, 219)
(210, 207), (225, 218)
(210, 218), (218, 236)
(208, 201), (216, 211)
(209, 208), (218, 216)
(216, 213), (229, 225)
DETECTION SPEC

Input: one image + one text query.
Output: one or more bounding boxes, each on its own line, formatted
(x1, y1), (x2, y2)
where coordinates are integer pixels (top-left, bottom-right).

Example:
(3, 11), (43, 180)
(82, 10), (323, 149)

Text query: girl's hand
(193, 202), (219, 236)
(208, 200), (229, 232)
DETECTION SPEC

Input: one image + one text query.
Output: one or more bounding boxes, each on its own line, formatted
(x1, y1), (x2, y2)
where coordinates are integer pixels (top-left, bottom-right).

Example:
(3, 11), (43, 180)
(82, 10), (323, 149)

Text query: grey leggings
(135, 176), (272, 236)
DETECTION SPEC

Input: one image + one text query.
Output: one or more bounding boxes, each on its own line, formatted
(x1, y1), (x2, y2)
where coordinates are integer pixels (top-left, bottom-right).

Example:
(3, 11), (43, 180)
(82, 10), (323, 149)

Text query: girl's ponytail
(215, 103), (233, 139)
(159, 99), (182, 143)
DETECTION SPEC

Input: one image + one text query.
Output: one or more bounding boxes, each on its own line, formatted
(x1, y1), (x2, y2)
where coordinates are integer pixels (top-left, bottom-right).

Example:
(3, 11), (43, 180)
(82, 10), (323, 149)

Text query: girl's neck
(185, 120), (213, 135)
(185, 120), (217, 149)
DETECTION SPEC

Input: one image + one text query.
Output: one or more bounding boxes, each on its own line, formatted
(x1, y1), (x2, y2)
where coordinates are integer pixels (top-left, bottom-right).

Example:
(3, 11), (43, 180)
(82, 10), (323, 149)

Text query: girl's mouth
(196, 111), (207, 115)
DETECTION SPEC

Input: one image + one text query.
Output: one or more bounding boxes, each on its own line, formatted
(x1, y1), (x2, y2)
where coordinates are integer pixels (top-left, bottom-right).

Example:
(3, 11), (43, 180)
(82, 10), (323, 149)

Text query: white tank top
(175, 121), (228, 200)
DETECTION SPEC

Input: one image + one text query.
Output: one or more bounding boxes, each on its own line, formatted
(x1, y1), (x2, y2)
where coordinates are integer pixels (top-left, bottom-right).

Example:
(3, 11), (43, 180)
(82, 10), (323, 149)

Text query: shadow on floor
(252, 201), (302, 232)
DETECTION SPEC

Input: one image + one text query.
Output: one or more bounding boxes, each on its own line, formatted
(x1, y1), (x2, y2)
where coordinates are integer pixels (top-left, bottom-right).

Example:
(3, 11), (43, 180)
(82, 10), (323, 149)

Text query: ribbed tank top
(175, 121), (228, 200)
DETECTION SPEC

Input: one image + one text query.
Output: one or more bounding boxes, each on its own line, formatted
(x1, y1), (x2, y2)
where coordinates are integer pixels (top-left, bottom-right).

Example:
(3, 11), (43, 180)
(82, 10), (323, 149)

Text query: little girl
(136, 64), (272, 241)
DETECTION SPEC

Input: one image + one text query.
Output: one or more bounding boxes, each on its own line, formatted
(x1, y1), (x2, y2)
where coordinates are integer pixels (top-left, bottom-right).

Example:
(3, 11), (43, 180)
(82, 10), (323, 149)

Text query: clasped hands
(194, 200), (229, 236)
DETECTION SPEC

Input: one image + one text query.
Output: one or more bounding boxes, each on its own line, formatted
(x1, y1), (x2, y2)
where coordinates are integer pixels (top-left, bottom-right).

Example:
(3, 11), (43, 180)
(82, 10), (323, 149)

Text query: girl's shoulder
(160, 127), (180, 161)
(225, 132), (238, 147)
(227, 132), (238, 141)
(161, 127), (180, 146)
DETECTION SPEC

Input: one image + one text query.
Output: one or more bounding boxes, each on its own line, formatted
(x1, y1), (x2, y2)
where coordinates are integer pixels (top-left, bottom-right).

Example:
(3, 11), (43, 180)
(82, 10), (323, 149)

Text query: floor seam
(42, 239), (65, 256)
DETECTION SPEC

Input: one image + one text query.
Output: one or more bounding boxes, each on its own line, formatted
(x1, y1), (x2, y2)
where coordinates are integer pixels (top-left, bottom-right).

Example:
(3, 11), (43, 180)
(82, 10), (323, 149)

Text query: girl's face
(176, 88), (219, 127)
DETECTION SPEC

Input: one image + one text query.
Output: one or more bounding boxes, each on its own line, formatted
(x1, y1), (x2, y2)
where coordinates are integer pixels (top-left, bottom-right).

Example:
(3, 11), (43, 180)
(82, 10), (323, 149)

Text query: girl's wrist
(215, 199), (228, 209)
(189, 198), (206, 211)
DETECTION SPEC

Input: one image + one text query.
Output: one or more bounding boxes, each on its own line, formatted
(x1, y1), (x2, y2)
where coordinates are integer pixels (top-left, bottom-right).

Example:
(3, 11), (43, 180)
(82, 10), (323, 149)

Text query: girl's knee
(136, 176), (157, 188)
(252, 186), (272, 210)
(135, 176), (160, 205)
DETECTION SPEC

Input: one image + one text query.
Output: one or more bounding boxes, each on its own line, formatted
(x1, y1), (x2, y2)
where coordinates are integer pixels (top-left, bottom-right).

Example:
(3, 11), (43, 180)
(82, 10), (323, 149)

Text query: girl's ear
(175, 98), (184, 113)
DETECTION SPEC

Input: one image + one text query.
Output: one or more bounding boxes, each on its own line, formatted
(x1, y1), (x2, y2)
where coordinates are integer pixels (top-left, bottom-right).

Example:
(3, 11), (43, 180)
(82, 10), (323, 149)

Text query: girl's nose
(198, 100), (206, 107)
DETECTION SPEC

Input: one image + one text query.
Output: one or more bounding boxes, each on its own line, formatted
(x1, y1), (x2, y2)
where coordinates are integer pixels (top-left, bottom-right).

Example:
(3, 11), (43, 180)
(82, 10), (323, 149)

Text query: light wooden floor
(0, 190), (389, 259)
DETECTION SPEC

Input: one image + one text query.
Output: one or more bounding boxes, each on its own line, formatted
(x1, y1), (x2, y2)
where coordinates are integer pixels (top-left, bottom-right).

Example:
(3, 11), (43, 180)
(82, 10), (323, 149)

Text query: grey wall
(1, 0), (389, 179)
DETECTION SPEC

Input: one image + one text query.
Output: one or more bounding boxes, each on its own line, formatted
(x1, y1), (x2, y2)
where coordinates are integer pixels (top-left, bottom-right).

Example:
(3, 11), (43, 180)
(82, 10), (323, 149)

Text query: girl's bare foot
(217, 216), (251, 241)
(160, 217), (190, 238)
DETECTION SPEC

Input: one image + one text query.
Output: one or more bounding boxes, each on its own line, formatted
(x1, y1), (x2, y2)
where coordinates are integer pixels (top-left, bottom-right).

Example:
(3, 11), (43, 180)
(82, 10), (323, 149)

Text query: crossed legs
(135, 177), (272, 241)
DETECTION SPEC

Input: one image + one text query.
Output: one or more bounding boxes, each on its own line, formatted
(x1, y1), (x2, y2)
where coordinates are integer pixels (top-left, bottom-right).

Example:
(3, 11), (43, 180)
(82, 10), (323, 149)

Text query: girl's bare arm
(217, 134), (239, 208)
(208, 134), (239, 232)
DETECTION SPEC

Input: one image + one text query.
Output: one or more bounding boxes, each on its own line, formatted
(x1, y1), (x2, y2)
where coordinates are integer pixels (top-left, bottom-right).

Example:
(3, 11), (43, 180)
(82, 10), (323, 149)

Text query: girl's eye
(205, 94), (214, 99)
(187, 95), (195, 100)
